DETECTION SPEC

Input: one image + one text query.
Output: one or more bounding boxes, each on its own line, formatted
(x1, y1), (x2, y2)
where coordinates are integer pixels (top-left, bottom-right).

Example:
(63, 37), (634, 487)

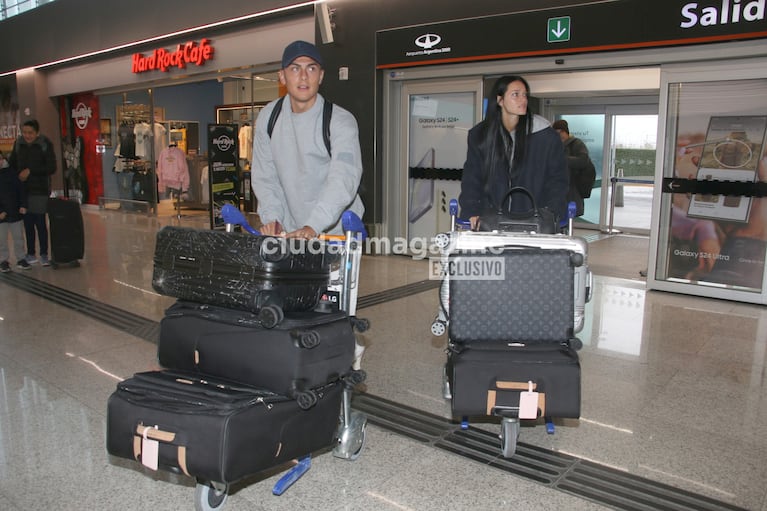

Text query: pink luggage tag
(141, 426), (159, 471)
(518, 381), (539, 420)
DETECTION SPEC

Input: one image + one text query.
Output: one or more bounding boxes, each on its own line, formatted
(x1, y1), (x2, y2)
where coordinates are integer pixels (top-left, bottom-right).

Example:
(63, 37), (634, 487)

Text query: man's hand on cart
(260, 221), (286, 236)
(285, 225), (317, 239)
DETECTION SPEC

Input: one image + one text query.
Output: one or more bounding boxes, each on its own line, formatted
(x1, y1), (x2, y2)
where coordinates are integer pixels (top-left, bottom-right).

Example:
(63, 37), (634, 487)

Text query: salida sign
(132, 39), (214, 73)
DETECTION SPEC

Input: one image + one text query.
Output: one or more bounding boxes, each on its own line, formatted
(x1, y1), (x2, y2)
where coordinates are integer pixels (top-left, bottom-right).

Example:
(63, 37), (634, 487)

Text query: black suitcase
(158, 301), (356, 407)
(447, 247), (578, 343)
(46, 197), (84, 266)
(152, 226), (332, 324)
(447, 342), (580, 418)
(106, 370), (343, 485)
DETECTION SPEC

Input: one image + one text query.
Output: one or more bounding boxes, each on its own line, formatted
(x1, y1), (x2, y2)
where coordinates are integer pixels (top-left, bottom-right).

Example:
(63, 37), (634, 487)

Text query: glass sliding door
(551, 102), (658, 234)
(607, 112), (658, 234)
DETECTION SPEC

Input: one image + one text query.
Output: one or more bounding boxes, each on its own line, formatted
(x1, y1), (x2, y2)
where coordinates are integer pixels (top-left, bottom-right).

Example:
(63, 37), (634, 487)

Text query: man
(552, 119), (592, 217)
(251, 40), (364, 238)
(9, 119), (57, 266)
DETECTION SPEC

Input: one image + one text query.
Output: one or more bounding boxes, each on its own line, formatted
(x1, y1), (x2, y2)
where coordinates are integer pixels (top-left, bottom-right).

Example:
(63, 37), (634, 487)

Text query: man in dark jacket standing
(9, 119), (57, 266)
(552, 119), (591, 217)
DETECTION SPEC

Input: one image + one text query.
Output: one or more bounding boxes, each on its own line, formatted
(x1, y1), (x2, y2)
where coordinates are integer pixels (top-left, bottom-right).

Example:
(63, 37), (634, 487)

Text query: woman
(459, 75), (569, 229)
(9, 119), (57, 266)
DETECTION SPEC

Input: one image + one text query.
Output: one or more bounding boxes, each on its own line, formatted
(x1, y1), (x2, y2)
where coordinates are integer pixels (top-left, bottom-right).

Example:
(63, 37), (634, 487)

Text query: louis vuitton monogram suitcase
(447, 246), (581, 344)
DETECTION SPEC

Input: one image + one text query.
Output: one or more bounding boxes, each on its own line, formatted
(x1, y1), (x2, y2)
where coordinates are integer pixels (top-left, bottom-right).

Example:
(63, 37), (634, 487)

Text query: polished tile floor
(0, 206), (766, 511)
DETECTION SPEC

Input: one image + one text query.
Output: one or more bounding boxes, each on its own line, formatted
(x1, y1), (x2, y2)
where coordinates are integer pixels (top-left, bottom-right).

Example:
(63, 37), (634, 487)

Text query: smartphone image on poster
(687, 115), (767, 222)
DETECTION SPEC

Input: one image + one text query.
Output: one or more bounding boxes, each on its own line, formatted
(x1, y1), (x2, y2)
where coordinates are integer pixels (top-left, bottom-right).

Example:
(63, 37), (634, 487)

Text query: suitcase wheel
(568, 337), (583, 351)
(295, 390), (319, 410)
(292, 330), (321, 349)
(194, 480), (228, 510)
(345, 369), (367, 386)
(258, 305), (284, 328)
(350, 317), (370, 333)
(569, 252), (584, 267)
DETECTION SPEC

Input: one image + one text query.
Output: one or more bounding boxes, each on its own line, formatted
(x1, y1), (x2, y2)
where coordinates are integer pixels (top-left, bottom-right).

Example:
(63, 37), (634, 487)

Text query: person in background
(251, 40), (364, 238)
(0, 150), (29, 271)
(459, 75), (568, 229)
(552, 119), (591, 217)
(9, 119), (57, 266)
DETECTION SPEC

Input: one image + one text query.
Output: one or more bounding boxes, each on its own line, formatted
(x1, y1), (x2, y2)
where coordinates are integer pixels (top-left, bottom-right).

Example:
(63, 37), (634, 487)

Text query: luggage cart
(432, 200), (590, 458)
(188, 206), (370, 510)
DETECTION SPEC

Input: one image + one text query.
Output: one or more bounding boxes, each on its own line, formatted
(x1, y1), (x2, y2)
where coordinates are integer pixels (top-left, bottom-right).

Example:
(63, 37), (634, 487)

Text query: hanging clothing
(200, 165), (209, 204)
(117, 124), (136, 159)
(153, 123), (168, 160)
(156, 146), (189, 194)
(239, 124), (253, 161)
(133, 122), (152, 158)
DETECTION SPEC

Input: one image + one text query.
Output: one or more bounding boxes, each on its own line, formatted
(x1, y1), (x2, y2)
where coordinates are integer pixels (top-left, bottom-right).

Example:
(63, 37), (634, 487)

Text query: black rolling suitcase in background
(106, 370), (343, 485)
(158, 301), (357, 407)
(152, 226), (331, 326)
(47, 197), (84, 268)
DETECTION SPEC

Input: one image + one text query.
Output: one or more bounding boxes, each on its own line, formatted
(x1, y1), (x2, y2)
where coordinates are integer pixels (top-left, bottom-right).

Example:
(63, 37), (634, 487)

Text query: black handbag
(477, 186), (558, 233)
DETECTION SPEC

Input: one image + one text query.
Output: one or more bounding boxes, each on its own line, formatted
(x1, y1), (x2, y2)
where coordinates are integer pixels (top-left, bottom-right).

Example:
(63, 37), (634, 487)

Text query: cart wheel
(259, 305), (284, 328)
(194, 481), (228, 511)
(500, 418), (520, 458)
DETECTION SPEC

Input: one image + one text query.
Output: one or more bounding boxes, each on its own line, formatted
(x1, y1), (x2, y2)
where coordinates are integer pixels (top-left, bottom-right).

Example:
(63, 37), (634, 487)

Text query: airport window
(0, 0), (54, 20)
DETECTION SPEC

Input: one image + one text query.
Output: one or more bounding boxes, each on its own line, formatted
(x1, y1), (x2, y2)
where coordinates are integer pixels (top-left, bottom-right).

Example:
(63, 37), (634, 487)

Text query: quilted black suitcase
(447, 247), (580, 344)
(152, 226), (332, 323)
(158, 301), (356, 407)
(447, 342), (580, 418)
(106, 370), (343, 484)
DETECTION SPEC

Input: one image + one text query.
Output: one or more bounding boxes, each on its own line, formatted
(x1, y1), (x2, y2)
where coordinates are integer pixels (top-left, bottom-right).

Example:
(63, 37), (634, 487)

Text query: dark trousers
(24, 212), (49, 257)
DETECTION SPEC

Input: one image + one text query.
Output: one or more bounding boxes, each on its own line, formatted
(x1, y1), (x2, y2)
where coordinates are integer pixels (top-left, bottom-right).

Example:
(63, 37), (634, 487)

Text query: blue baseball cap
(281, 40), (323, 68)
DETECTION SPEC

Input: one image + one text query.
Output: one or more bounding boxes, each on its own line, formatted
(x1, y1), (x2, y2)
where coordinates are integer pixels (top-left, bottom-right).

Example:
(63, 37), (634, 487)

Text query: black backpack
(266, 96), (333, 156)
(578, 159), (597, 198)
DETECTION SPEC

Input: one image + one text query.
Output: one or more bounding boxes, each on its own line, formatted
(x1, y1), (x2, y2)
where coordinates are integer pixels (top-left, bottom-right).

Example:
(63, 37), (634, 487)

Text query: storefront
(45, 13), (311, 225)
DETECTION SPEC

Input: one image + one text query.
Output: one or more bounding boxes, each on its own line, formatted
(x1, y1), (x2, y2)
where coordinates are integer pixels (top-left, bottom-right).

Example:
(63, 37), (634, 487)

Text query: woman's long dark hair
(478, 75), (532, 197)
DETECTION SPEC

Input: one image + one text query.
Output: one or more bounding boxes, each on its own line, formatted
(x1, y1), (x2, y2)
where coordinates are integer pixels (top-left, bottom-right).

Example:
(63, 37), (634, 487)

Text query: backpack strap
(266, 96), (285, 139)
(322, 100), (333, 157)
(267, 96), (333, 156)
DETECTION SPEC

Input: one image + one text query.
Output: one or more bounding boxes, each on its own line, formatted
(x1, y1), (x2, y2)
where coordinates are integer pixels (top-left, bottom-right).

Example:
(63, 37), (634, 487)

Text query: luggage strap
(132, 423), (190, 476)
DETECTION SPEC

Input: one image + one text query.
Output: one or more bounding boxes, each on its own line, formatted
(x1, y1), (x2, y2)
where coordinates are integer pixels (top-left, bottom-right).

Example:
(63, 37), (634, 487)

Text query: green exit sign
(547, 16), (571, 43)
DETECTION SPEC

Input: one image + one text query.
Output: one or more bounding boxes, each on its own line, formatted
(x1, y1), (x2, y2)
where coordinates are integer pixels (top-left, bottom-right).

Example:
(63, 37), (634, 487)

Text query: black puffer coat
(8, 135), (57, 196)
(0, 165), (27, 223)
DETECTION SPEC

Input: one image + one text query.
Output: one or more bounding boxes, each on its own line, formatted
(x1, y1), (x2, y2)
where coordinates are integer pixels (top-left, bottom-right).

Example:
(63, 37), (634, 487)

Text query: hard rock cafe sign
(131, 38), (214, 73)
(71, 102), (92, 129)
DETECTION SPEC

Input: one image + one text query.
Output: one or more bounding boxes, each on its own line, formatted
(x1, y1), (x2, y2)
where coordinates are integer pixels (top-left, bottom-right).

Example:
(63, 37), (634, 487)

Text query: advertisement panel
(207, 124), (239, 229)
(661, 79), (767, 292)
